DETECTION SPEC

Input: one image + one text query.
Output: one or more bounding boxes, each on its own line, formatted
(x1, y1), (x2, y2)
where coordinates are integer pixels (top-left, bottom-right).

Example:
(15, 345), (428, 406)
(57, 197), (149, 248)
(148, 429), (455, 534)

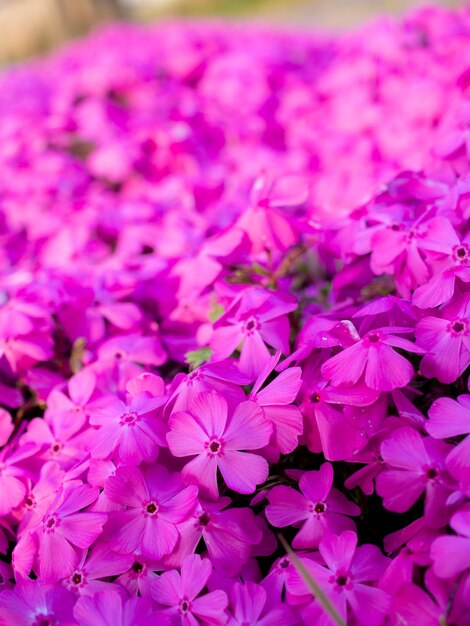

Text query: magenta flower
(0, 578), (76, 626)
(151, 554), (228, 625)
(266, 463), (359, 548)
(412, 228), (470, 309)
(0, 443), (37, 516)
(97, 333), (167, 368)
(370, 215), (454, 298)
(104, 464), (198, 560)
(88, 391), (166, 465)
(321, 325), (424, 391)
(249, 352), (303, 460)
(63, 542), (133, 596)
(117, 552), (162, 598)
(45, 368), (96, 431)
(74, 589), (167, 626)
(16, 461), (65, 538)
(235, 173), (306, 256)
(209, 287), (297, 378)
(96, 333), (167, 388)
(376, 427), (451, 522)
(431, 505), (470, 579)
(228, 581), (297, 626)
(427, 395), (470, 490)
(287, 531), (391, 626)
(165, 496), (263, 575)
(3, 10), (470, 617)
(167, 391), (272, 498)
(416, 294), (470, 383)
(20, 414), (86, 468)
(34, 482), (107, 582)
(0, 300), (53, 373)
(300, 379), (384, 461)
(167, 359), (249, 415)
(0, 409), (13, 447)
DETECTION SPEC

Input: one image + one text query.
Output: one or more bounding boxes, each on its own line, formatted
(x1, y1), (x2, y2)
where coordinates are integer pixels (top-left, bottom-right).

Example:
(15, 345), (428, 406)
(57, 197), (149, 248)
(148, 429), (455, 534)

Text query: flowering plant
(0, 6), (470, 625)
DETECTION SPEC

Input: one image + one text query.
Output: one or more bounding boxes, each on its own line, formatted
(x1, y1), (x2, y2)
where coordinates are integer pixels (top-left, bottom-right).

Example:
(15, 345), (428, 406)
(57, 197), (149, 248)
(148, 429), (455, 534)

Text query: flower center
(51, 442), (61, 453)
(198, 512), (211, 527)
(25, 496), (35, 508)
(310, 392), (321, 403)
(33, 615), (56, 626)
(449, 319), (468, 335)
(278, 557), (290, 569)
(336, 575), (349, 586)
(145, 502), (158, 515)
(425, 467), (438, 480)
(120, 411), (139, 426)
(454, 244), (469, 262)
(72, 573), (82, 585)
(367, 332), (380, 343)
(314, 502), (327, 514)
(43, 515), (58, 532)
(132, 562), (144, 573)
(207, 438), (223, 456)
(180, 599), (191, 614)
(244, 317), (259, 335)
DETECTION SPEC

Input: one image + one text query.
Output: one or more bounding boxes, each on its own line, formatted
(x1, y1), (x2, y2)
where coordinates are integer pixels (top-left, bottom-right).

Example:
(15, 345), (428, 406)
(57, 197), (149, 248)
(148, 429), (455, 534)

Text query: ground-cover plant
(0, 5), (469, 625)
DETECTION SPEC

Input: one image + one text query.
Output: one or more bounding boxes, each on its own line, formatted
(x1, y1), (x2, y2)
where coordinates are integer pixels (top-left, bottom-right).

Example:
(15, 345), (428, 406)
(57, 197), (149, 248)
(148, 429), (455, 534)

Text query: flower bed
(0, 6), (469, 625)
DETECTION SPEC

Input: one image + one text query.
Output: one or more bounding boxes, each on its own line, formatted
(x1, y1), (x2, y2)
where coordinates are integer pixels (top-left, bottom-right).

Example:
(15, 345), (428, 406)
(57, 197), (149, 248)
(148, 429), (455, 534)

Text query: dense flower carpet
(0, 5), (469, 625)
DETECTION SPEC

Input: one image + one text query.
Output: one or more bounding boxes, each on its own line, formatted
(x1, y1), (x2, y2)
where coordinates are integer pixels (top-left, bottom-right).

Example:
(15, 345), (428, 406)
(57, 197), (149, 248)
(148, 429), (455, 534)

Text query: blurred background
(0, 0), (463, 63)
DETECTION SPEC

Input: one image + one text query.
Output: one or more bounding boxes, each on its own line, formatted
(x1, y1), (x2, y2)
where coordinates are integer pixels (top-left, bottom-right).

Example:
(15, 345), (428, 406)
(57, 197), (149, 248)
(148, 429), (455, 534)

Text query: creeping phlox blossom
(1, 6), (470, 626)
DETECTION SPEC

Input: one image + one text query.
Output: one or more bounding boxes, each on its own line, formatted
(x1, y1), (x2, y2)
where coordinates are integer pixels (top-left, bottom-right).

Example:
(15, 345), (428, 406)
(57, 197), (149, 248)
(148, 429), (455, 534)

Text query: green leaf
(70, 337), (87, 374)
(185, 347), (213, 370)
(278, 535), (348, 626)
(209, 301), (224, 322)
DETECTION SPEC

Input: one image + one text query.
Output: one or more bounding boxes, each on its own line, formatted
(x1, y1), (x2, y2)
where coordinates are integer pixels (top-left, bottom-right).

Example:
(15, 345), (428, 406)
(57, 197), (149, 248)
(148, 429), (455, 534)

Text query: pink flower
(117, 553), (163, 598)
(165, 496), (263, 575)
(321, 325), (423, 391)
(63, 542), (133, 596)
(431, 504), (470, 578)
(287, 531), (391, 626)
(20, 414), (87, 468)
(427, 394), (470, 490)
(249, 352), (303, 460)
(266, 463), (359, 548)
(74, 589), (167, 626)
(45, 368), (96, 432)
(167, 391), (272, 498)
(300, 379), (384, 461)
(0, 300), (53, 373)
(370, 215), (454, 298)
(416, 294), (470, 383)
(227, 581), (297, 626)
(152, 554), (228, 625)
(0, 442), (38, 516)
(0, 409), (13, 447)
(235, 173), (306, 256)
(376, 427), (452, 522)
(104, 464), (198, 560)
(0, 577), (76, 626)
(167, 360), (249, 415)
(209, 287), (297, 378)
(96, 333), (167, 389)
(16, 461), (65, 537)
(88, 391), (166, 465)
(34, 482), (107, 582)
(412, 229), (470, 309)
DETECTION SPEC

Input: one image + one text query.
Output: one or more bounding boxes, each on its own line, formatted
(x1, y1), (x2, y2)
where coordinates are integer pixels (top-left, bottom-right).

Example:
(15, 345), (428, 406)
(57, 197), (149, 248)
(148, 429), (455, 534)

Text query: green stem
(278, 535), (348, 626)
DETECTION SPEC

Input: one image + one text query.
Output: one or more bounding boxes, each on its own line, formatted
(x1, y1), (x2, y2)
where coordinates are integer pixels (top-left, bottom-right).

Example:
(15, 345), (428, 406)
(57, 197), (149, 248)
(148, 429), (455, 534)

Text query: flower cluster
(0, 5), (470, 625)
